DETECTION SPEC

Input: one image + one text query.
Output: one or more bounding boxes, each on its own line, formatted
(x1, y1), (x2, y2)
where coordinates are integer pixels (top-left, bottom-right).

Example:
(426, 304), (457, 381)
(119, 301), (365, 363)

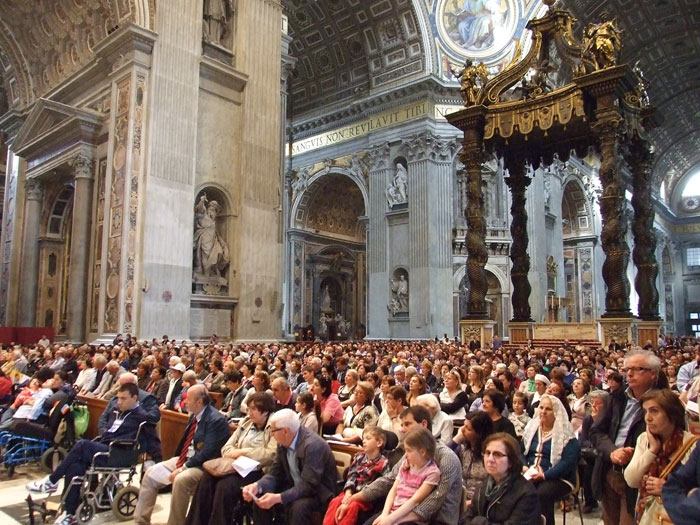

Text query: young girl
(324, 426), (391, 525)
(375, 427), (441, 525)
(296, 391), (321, 434)
(508, 391), (531, 438)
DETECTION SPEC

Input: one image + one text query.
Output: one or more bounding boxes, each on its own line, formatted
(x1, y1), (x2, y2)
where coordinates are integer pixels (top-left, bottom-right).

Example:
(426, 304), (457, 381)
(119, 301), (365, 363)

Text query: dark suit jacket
(223, 386), (247, 419)
(174, 404), (230, 469)
(257, 426), (338, 505)
(98, 389), (162, 460)
(98, 405), (150, 445)
(589, 387), (647, 514)
(147, 379), (169, 405)
(164, 378), (183, 410)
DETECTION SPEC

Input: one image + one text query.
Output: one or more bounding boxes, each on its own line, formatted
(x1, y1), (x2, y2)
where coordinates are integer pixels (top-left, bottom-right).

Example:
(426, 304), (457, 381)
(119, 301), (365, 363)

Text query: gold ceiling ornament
(451, 59), (489, 107)
(575, 15), (624, 76)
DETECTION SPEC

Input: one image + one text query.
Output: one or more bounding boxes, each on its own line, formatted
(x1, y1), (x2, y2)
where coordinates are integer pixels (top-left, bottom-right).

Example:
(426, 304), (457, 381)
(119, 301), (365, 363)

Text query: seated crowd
(2, 332), (699, 525)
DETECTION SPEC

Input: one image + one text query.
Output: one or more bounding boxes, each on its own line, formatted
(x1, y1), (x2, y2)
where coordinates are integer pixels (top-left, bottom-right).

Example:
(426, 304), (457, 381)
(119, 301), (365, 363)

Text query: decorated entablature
(447, 0), (663, 345)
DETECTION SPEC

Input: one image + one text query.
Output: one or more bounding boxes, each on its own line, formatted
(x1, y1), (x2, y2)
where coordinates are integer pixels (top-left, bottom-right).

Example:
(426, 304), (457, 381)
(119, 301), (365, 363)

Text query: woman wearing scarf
(521, 394), (581, 525)
(464, 432), (540, 525)
(624, 389), (698, 525)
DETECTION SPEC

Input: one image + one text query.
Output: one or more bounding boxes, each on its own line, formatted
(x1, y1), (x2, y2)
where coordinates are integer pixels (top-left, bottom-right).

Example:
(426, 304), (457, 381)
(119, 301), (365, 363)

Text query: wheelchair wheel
(40, 447), (67, 474)
(76, 500), (95, 524)
(112, 485), (139, 521)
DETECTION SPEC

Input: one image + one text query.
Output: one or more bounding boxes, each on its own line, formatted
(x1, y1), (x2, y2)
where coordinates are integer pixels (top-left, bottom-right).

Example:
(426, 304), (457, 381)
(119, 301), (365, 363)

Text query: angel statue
(579, 15), (623, 72)
(451, 59), (489, 106)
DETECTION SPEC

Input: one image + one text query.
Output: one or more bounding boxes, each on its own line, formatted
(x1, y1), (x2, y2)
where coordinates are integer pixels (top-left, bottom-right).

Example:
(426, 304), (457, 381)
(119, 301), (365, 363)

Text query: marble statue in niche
(388, 269), (409, 316)
(319, 313), (328, 336)
(193, 193), (230, 293)
(203, 0), (233, 46)
(320, 284), (332, 312)
(386, 161), (408, 207)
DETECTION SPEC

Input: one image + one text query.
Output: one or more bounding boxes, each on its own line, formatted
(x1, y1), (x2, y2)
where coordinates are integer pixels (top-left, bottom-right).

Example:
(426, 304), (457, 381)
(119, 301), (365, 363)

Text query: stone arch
(561, 177), (594, 236)
(291, 167), (368, 223)
(453, 261), (507, 292)
(292, 169), (368, 242)
(44, 185), (74, 239)
(0, 0), (155, 108)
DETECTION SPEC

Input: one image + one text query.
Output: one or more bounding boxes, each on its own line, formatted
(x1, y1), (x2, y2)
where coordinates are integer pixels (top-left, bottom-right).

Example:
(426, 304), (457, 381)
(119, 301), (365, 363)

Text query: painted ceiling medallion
(432, 0), (546, 78)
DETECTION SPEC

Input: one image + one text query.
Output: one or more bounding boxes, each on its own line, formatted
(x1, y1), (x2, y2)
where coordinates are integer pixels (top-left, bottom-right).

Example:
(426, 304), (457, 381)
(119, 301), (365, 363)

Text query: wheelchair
(64, 421), (148, 523)
(0, 395), (81, 476)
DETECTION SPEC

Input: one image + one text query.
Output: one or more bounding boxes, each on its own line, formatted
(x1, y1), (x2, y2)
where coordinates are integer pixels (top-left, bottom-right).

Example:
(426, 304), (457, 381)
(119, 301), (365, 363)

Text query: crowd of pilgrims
(3, 332), (700, 525)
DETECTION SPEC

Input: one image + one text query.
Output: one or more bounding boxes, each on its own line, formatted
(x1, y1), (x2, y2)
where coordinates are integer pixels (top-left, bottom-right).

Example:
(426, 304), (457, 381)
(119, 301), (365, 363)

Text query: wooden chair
(332, 450), (353, 480)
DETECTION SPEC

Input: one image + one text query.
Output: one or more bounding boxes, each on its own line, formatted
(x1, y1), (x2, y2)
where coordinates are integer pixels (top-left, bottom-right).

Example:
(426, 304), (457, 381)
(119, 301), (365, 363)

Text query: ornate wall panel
(104, 77), (130, 333)
(90, 158), (107, 333)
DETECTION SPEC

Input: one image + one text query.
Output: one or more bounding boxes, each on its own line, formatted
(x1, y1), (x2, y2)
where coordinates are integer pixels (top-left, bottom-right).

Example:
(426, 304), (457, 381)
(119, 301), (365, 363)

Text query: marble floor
(0, 463), (604, 525)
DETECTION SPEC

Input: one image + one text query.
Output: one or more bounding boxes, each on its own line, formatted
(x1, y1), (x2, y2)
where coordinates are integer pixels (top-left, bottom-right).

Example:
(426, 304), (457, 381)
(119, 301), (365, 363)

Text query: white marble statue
(319, 313), (328, 335)
(386, 162), (408, 207)
(193, 194), (230, 284)
(321, 284), (332, 311)
(203, 0), (232, 45)
(390, 273), (409, 314)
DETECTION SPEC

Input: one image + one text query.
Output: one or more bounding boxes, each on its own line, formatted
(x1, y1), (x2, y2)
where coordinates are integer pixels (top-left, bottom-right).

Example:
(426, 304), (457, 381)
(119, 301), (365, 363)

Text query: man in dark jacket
(27, 383), (149, 523)
(590, 350), (663, 525)
(134, 384), (229, 525)
(242, 408), (338, 525)
(98, 373), (162, 461)
(662, 442), (700, 525)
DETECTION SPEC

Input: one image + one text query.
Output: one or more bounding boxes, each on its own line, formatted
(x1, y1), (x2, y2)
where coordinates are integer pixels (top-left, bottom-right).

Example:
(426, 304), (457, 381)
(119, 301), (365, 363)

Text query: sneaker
(53, 512), (77, 525)
(26, 475), (58, 494)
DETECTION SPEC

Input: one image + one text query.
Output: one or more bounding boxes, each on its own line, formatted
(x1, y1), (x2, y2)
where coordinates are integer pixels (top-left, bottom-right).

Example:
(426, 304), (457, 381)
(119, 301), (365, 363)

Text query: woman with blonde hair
(465, 365), (486, 406)
(439, 369), (470, 419)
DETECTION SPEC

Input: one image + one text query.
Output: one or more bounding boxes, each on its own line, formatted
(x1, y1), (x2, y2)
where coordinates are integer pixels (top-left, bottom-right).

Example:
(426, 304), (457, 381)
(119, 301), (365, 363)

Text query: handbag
(638, 436), (700, 525)
(202, 457), (236, 477)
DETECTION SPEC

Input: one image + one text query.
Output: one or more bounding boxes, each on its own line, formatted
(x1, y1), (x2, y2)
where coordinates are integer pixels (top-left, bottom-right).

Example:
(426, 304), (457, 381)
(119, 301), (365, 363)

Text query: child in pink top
(374, 427), (441, 525)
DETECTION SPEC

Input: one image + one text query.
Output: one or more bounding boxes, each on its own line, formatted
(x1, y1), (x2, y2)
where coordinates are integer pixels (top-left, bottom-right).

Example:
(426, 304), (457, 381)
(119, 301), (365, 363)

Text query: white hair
(416, 393), (440, 414)
(270, 408), (300, 433)
(624, 349), (661, 373)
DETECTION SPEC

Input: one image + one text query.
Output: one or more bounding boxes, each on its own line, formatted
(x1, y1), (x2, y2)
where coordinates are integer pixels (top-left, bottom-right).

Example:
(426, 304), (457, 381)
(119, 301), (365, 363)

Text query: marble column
(66, 154), (95, 341)
(628, 138), (660, 320)
(592, 104), (631, 317)
(366, 142), (391, 338)
(459, 134), (488, 318)
(504, 158), (533, 322)
(18, 179), (43, 326)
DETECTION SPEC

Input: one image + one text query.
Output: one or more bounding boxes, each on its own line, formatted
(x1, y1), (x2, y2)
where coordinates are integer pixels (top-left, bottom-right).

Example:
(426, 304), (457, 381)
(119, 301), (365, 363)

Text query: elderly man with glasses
(242, 408), (337, 525)
(590, 349), (666, 525)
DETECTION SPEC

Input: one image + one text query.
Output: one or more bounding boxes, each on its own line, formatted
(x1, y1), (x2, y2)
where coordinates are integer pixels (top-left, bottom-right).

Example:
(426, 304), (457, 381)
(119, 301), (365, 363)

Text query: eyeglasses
(621, 367), (652, 374)
(483, 450), (507, 459)
(269, 427), (283, 433)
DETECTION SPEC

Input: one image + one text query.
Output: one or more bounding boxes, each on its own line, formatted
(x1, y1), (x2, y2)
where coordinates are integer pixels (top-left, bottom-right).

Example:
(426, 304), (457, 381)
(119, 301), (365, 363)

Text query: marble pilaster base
(507, 322), (535, 343)
(190, 295), (238, 341)
(598, 317), (634, 348)
(459, 319), (494, 349)
(636, 320), (663, 348)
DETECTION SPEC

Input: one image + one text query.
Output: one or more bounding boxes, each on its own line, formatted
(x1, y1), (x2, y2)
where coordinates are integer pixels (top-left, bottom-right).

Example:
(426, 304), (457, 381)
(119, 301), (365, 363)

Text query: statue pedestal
(190, 295), (237, 341)
(636, 320), (663, 348)
(598, 317), (634, 348)
(459, 319), (494, 349)
(508, 322), (535, 343)
(202, 40), (234, 66)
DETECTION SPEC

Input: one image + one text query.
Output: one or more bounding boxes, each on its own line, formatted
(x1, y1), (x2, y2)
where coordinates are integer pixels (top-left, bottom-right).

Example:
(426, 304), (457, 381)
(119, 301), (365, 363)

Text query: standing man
(590, 350), (662, 525)
(242, 409), (337, 525)
(134, 384), (229, 525)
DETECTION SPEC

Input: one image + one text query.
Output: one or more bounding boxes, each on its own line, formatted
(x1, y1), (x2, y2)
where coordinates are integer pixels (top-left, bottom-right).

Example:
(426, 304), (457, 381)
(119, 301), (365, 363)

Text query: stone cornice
(290, 76), (461, 139)
(94, 22), (158, 77)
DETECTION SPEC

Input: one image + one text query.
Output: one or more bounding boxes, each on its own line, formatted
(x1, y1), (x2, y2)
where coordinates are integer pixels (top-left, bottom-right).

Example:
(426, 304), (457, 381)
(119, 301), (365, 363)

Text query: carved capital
(367, 142), (391, 171)
(404, 132), (456, 163)
(70, 153), (95, 180)
(25, 178), (43, 201)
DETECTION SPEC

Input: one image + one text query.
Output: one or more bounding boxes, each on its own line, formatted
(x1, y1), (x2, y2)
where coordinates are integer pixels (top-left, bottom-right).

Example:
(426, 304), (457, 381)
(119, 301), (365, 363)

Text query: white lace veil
(521, 394), (577, 467)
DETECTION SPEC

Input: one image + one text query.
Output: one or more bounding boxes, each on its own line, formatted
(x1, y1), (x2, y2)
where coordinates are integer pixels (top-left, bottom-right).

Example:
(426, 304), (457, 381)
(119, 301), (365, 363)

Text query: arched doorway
(288, 171), (367, 340)
(561, 178), (597, 322)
